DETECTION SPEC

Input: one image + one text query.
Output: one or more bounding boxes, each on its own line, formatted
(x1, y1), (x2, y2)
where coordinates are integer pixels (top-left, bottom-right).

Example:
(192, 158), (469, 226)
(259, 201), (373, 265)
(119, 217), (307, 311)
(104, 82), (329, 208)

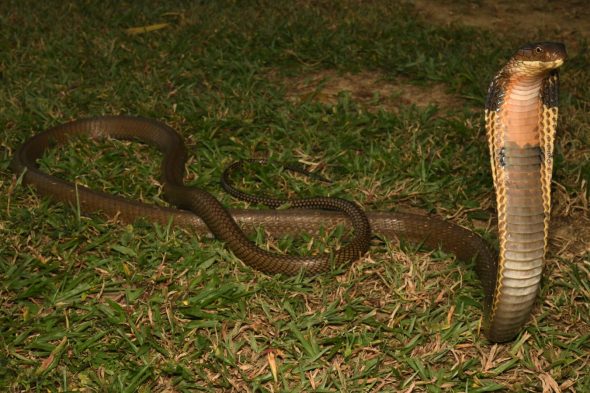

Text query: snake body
(11, 42), (565, 342)
(484, 42), (566, 341)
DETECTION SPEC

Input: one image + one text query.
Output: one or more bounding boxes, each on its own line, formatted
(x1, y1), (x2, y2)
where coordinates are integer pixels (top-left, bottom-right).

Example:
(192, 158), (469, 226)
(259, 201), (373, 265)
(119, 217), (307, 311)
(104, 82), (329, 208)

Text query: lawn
(1, 1), (589, 392)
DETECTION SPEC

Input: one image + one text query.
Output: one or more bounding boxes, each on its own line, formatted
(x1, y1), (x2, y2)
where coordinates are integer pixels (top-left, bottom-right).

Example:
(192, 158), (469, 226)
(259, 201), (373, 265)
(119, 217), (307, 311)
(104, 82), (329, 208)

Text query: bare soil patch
(281, 70), (463, 113)
(411, 0), (590, 44)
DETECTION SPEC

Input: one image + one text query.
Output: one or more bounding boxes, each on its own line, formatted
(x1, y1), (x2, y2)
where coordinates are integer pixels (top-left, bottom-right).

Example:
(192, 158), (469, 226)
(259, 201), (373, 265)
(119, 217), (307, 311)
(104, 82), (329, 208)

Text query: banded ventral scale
(11, 42), (565, 343)
(484, 42), (566, 342)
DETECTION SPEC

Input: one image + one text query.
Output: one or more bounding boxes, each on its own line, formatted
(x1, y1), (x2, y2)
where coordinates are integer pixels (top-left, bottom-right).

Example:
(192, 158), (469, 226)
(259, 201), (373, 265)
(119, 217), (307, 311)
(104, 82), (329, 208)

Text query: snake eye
(535, 46), (543, 54)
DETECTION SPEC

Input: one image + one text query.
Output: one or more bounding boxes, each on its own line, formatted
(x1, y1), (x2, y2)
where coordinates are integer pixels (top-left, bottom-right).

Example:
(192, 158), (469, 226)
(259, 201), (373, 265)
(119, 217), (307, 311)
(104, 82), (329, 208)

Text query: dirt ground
(412, 0), (590, 45)
(282, 70), (464, 113)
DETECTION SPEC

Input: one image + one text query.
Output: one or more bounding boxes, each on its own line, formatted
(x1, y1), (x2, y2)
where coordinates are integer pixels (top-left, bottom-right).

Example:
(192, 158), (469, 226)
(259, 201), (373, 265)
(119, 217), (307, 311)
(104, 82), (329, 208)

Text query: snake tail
(11, 116), (371, 276)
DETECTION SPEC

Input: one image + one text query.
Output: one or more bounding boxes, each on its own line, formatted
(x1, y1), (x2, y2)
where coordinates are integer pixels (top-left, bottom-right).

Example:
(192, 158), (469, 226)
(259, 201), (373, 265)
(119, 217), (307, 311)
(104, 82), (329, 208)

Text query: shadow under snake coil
(11, 42), (566, 343)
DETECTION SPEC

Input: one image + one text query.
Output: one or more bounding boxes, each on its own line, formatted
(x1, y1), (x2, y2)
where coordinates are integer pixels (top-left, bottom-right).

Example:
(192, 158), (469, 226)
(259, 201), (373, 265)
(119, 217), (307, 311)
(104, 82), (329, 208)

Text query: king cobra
(11, 42), (565, 342)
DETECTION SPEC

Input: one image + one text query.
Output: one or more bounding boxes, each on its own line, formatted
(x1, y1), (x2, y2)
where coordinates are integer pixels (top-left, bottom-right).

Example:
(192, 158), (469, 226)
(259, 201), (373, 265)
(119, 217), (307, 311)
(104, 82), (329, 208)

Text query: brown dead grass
(551, 184), (590, 260)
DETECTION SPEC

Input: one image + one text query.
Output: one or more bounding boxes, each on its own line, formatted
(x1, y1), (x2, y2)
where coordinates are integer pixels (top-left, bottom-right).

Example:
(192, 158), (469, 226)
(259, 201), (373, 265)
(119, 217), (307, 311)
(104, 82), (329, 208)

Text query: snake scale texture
(11, 42), (565, 343)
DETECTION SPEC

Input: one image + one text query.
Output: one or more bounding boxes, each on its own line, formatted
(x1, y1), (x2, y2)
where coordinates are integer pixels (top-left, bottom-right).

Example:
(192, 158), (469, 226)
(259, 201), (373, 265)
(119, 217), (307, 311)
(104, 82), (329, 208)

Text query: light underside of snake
(11, 42), (566, 343)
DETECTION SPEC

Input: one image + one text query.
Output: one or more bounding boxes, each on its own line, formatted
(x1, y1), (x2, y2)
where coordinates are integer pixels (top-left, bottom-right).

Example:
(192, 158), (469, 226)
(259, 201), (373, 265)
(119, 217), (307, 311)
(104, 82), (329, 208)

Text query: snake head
(507, 42), (567, 76)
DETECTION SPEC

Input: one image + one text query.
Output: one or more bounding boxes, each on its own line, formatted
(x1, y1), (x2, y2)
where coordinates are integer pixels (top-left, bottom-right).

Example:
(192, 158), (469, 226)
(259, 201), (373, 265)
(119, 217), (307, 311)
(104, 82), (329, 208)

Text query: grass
(1, 0), (589, 392)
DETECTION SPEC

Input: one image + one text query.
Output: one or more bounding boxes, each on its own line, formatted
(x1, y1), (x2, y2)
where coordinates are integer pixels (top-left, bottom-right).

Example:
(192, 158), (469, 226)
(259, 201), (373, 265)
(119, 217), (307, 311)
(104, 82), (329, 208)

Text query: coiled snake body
(11, 42), (566, 342)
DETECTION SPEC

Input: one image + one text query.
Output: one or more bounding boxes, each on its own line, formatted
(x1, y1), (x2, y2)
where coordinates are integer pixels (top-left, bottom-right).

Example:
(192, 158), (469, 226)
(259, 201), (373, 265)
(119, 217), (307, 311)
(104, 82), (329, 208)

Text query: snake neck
(501, 76), (544, 148)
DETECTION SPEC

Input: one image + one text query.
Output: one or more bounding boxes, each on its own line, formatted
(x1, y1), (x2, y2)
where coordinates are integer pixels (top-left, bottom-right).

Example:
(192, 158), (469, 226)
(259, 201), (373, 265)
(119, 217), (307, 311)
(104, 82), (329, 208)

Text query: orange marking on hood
(502, 78), (543, 147)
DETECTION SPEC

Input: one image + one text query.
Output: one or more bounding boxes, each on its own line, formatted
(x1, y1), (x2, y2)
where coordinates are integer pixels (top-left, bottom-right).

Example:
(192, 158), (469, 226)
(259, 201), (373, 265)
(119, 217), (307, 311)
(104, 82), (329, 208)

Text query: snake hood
(486, 41), (566, 111)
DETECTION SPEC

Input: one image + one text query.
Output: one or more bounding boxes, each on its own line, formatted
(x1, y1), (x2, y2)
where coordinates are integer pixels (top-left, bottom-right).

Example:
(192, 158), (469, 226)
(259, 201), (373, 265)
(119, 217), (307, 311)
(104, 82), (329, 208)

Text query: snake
(10, 41), (566, 343)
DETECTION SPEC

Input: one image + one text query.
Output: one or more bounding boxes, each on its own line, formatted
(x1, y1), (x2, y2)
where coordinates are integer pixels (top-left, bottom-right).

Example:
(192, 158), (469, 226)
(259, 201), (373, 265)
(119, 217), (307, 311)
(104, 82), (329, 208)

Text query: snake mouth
(543, 58), (565, 69)
(510, 58), (564, 77)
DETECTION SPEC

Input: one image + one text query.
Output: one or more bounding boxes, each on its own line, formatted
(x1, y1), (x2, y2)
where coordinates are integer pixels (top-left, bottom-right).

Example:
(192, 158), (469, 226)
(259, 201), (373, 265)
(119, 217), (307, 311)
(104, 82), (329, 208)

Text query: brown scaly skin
(485, 42), (566, 342)
(10, 42), (565, 342)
